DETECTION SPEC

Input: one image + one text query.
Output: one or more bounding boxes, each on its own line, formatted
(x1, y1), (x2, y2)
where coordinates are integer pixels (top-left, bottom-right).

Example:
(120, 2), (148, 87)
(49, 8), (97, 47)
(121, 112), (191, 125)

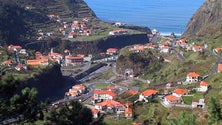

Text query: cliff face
(183, 0), (222, 38)
(17, 64), (72, 101)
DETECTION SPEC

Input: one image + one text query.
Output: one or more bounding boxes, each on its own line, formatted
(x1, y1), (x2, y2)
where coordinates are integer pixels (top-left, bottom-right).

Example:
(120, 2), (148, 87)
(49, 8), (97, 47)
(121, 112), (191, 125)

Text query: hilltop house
(95, 100), (125, 113)
(48, 49), (63, 64)
(106, 48), (118, 55)
(113, 22), (123, 27)
(68, 31), (77, 38)
(109, 29), (128, 35)
(7, 45), (22, 52)
(175, 38), (188, 48)
(19, 49), (27, 55)
(197, 81), (209, 92)
(15, 64), (27, 71)
(172, 88), (188, 97)
(160, 46), (171, 53)
(164, 95), (182, 105)
(2, 60), (13, 66)
(129, 44), (145, 53)
(127, 89), (138, 95)
(91, 109), (99, 119)
(192, 45), (202, 52)
(186, 72), (200, 83)
(144, 43), (156, 49)
(64, 55), (84, 66)
(26, 59), (49, 66)
(213, 47), (222, 53)
(65, 84), (86, 97)
(218, 63), (222, 73)
(125, 108), (133, 118)
(139, 89), (158, 102)
(93, 90), (117, 104)
(192, 99), (205, 108)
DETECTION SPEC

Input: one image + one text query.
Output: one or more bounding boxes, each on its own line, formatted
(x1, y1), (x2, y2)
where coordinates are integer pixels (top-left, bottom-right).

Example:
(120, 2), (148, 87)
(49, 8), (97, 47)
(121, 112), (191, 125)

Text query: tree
(168, 111), (196, 125)
(45, 101), (92, 125)
(209, 97), (222, 124)
(0, 75), (20, 97)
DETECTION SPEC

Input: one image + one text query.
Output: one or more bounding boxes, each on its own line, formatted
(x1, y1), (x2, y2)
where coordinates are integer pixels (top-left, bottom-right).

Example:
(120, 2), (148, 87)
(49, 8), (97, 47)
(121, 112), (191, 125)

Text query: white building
(197, 81), (209, 92)
(93, 90), (116, 104)
(186, 72), (200, 83)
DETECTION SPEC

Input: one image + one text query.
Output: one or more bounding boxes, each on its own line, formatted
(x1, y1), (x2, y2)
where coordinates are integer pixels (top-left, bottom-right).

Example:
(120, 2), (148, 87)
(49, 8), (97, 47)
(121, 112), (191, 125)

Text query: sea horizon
(84, 0), (205, 35)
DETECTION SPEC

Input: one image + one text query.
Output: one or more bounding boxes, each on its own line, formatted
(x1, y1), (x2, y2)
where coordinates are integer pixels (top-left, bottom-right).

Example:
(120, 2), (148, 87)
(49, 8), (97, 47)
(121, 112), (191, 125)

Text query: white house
(218, 63), (222, 73)
(186, 72), (200, 83)
(19, 49), (27, 54)
(172, 88), (188, 97)
(95, 100), (125, 113)
(161, 46), (171, 53)
(93, 90), (116, 104)
(164, 94), (181, 105)
(125, 108), (133, 118)
(91, 109), (99, 119)
(192, 99), (205, 108)
(197, 81), (209, 92)
(139, 89), (158, 102)
(192, 45), (202, 52)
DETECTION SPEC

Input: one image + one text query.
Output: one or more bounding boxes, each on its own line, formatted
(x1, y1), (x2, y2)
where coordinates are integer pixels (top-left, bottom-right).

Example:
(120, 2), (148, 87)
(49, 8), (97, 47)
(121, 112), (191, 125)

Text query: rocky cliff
(183, 0), (222, 39)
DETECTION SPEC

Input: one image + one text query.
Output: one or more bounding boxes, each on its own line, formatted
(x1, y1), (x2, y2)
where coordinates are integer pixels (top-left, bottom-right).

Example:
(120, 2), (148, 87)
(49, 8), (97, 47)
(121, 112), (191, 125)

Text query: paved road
(203, 48), (222, 79)
(111, 63), (149, 84)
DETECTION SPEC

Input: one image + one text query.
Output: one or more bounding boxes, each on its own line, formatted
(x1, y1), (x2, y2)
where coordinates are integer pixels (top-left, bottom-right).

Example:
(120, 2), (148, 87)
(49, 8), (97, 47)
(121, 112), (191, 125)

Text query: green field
(94, 83), (109, 89)
(182, 96), (193, 105)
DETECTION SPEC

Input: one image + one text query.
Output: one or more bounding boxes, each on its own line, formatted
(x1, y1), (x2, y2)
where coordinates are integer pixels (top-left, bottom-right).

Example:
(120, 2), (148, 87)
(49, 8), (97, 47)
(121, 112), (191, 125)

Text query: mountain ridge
(183, 0), (222, 39)
(0, 0), (96, 46)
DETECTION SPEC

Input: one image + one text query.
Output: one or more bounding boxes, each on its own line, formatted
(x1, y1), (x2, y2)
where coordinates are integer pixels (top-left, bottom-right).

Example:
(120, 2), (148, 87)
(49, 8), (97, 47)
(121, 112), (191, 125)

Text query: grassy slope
(115, 39), (219, 124)
(119, 46), (216, 85)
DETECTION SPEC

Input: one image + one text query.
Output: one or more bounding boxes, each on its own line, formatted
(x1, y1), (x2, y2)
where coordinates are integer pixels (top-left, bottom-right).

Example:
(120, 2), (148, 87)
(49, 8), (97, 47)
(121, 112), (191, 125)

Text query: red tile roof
(107, 48), (118, 52)
(72, 84), (85, 91)
(215, 47), (221, 52)
(91, 109), (99, 114)
(125, 102), (133, 107)
(4, 60), (12, 65)
(15, 64), (24, 69)
(27, 59), (48, 66)
(165, 95), (180, 101)
(107, 85), (115, 91)
(66, 55), (84, 60)
(193, 45), (202, 50)
(125, 108), (133, 114)
(218, 64), (222, 72)
(173, 89), (187, 95)
(141, 89), (158, 97)
(95, 100), (123, 107)
(127, 89), (138, 95)
(94, 90), (116, 97)
(133, 123), (139, 125)
(200, 81), (208, 86)
(187, 72), (200, 77)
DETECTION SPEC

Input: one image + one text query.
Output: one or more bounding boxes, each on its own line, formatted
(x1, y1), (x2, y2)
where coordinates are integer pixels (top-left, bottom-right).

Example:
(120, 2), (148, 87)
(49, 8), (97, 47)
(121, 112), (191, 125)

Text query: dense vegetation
(117, 48), (164, 76)
(0, 74), (92, 124)
(0, 1), (47, 45)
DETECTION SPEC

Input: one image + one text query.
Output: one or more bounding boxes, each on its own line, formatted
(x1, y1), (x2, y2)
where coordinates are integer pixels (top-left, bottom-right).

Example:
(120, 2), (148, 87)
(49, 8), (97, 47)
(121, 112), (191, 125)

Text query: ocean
(84, 0), (205, 35)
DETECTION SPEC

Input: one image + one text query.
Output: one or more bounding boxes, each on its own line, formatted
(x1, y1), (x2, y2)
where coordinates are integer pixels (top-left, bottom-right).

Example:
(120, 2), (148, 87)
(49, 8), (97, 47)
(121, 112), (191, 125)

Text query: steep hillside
(0, 0), (96, 46)
(183, 0), (222, 39)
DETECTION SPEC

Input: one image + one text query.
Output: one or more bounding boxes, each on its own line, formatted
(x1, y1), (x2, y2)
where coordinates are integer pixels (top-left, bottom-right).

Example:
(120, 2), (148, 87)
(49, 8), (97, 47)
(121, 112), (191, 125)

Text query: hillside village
(2, 23), (222, 124)
(47, 33), (222, 124)
(1, 0), (222, 124)
(36, 13), (132, 42)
